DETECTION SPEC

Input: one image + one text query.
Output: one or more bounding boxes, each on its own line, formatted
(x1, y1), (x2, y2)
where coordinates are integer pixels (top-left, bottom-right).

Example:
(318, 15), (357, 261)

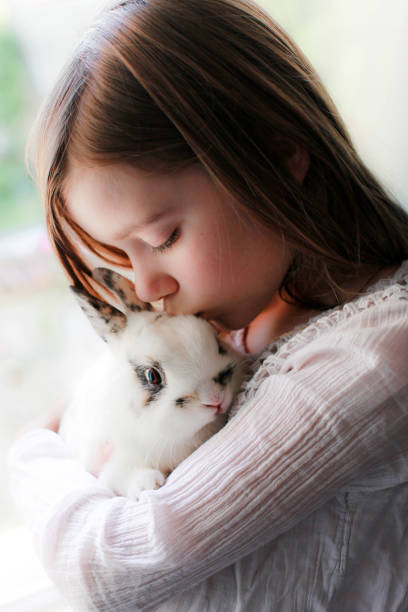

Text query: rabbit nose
(202, 400), (228, 414)
(198, 382), (226, 412)
(202, 400), (222, 409)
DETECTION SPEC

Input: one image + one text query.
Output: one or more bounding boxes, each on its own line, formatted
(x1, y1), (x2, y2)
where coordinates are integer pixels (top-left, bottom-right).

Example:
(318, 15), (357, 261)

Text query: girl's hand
(13, 403), (113, 480)
(15, 400), (65, 439)
(42, 405), (62, 433)
(90, 440), (114, 477)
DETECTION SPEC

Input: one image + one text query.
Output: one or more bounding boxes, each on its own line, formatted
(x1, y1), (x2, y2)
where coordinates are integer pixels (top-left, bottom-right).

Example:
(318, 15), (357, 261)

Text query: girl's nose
(131, 258), (179, 304)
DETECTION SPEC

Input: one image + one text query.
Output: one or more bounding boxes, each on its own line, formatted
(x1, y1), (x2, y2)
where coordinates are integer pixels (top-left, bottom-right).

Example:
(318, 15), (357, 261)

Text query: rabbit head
(69, 268), (245, 471)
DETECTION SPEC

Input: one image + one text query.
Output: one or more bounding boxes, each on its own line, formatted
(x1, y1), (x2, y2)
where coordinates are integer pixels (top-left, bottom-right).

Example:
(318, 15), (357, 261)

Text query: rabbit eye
(144, 367), (162, 386)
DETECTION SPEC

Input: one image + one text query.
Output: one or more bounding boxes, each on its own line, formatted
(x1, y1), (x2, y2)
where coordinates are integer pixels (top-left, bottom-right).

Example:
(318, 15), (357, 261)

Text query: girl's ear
(70, 286), (127, 343)
(286, 143), (310, 184)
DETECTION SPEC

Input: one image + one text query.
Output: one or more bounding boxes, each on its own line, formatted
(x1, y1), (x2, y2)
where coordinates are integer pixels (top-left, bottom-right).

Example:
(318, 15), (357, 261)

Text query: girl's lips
(195, 311), (209, 320)
(195, 310), (217, 323)
(162, 301), (226, 332)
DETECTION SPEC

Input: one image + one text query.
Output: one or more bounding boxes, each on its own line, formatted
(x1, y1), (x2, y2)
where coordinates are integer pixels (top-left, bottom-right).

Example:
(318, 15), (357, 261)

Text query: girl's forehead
(64, 159), (206, 198)
(65, 161), (155, 196)
(62, 160), (231, 243)
(63, 162), (170, 240)
(63, 159), (226, 214)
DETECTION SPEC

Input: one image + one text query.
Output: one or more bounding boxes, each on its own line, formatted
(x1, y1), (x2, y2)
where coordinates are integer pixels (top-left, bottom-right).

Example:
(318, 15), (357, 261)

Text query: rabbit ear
(70, 286), (127, 342)
(92, 267), (152, 313)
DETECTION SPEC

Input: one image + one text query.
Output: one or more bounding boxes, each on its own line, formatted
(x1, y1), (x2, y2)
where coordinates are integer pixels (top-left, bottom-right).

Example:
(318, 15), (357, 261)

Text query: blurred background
(0, 0), (407, 609)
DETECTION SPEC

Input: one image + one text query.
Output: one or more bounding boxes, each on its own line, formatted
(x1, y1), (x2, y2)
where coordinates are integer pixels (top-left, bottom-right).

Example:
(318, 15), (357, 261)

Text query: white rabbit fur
(59, 268), (246, 499)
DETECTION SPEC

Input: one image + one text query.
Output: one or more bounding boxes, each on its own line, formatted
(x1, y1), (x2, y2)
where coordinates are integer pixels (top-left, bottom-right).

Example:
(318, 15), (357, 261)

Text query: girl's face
(64, 162), (293, 330)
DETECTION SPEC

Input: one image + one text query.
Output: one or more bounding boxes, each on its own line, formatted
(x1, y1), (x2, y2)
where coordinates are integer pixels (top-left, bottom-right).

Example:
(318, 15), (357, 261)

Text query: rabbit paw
(126, 468), (166, 500)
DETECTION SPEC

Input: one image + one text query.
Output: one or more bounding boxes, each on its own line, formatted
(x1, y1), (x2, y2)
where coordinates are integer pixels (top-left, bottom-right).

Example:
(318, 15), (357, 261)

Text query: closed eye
(214, 365), (234, 387)
(152, 227), (180, 253)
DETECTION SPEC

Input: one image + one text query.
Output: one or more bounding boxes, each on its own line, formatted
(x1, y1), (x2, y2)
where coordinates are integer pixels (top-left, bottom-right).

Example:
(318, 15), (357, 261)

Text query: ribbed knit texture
(8, 261), (408, 611)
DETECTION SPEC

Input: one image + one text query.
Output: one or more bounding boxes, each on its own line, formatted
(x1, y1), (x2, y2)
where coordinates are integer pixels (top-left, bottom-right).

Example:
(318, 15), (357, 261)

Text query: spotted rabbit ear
(92, 268), (152, 313)
(70, 286), (127, 343)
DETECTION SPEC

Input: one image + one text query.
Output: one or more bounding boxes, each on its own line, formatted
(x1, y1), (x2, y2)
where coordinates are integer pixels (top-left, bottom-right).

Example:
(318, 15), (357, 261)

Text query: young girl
(9, 0), (408, 610)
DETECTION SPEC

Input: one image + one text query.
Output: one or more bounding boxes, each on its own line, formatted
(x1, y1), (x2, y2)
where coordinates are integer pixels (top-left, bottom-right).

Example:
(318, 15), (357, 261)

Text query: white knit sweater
(8, 261), (408, 611)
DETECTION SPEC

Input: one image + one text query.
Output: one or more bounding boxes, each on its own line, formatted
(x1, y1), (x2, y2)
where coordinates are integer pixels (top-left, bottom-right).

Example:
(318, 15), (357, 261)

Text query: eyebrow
(111, 211), (166, 241)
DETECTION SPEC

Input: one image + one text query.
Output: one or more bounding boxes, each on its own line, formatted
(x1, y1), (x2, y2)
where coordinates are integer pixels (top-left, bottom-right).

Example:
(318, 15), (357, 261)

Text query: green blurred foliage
(0, 27), (24, 122)
(0, 24), (41, 235)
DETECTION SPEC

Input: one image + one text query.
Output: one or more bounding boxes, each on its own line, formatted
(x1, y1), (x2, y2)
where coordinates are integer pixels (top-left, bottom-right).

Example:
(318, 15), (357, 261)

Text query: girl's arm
(8, 297), (408, 611)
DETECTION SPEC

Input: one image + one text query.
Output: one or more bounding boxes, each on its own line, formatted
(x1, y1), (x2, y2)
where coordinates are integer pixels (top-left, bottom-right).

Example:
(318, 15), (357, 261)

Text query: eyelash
(152, 228), (180, 253)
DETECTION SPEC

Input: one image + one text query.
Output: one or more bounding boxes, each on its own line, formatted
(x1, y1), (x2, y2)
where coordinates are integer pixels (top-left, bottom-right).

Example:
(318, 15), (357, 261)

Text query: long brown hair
(29, 0), (408, 307)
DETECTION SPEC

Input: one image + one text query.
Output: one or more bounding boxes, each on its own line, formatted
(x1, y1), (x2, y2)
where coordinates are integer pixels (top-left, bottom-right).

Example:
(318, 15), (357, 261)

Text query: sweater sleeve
(8, 296), (408, 611)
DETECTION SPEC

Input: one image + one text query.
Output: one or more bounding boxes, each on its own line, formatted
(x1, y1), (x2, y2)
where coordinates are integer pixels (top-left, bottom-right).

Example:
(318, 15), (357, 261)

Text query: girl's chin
(195, 311), (231, 331)
(204, 311), (254, 333)
(190, 305), (260, 331)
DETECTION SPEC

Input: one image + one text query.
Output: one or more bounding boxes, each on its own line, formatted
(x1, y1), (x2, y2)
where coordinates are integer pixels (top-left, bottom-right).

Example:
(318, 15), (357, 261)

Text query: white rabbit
(59, 267), (246, 499)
